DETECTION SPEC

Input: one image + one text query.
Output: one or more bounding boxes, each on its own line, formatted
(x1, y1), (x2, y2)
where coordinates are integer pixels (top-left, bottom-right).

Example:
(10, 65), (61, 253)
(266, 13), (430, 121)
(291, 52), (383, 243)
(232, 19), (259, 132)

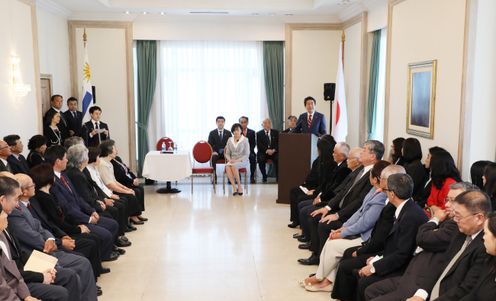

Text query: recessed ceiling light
(142, 11), (148, 15)
(160, 12), (166, 15)
(124, 11), (130, 15)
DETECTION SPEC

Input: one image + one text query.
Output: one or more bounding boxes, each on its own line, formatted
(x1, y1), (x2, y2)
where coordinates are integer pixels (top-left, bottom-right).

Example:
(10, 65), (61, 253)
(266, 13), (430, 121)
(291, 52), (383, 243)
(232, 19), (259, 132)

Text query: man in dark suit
(298, 140), (384, 265)
(293, 96), (327, 136)
(208, 116), (232, 181)
(82, 106), (109, 147)
(282, 115), (297, 133)
(332, 173), (429, 301)
(395, 190), (490, 301)
(44, 146), (120, 262)
(239, 116), (257, 183)
(0, 140), (13, 173)
(63, 97), (83, 137)
(256, 118), (279, 183)
(43, 94), (69, 141)
(3, 135), (29, 174)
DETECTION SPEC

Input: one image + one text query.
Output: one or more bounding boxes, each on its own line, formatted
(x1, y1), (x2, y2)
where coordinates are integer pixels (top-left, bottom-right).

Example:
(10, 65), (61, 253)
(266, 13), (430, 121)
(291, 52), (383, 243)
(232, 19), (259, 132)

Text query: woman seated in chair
(225, 123), (250, 196)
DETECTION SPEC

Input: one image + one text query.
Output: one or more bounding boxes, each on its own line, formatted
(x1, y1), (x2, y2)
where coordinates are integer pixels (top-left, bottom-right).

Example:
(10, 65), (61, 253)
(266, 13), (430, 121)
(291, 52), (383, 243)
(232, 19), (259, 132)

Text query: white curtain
(148, 40), (268, 152)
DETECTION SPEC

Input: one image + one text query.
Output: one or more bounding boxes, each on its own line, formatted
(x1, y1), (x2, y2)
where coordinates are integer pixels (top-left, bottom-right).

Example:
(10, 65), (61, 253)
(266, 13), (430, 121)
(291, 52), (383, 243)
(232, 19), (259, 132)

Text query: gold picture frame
(406, 60), (437, 139)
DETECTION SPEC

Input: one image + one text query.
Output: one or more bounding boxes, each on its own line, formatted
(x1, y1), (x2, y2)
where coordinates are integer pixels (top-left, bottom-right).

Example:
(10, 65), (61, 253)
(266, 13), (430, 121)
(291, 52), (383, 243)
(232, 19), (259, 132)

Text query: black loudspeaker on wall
(324, 83), (336, 101)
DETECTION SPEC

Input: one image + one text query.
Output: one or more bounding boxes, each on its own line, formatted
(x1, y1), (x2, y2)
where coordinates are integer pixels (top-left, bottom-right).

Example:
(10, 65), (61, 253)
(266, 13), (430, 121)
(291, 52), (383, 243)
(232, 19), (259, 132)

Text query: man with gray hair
(256, 118), (279, 183)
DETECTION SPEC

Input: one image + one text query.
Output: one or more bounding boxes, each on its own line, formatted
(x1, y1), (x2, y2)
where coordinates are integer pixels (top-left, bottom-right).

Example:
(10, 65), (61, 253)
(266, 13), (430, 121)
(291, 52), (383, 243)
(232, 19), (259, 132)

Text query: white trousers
(316, 237), (363, 282)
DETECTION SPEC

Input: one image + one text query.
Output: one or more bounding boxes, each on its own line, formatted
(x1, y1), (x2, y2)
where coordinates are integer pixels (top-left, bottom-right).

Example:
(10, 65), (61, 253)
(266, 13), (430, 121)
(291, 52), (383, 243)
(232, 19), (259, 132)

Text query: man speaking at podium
(292, 96), (327, 136)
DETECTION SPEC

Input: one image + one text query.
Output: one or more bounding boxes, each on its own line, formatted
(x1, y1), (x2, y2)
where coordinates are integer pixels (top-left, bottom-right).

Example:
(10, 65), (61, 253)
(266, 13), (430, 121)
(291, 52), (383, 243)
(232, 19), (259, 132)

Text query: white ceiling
(40, 0), (385, 22)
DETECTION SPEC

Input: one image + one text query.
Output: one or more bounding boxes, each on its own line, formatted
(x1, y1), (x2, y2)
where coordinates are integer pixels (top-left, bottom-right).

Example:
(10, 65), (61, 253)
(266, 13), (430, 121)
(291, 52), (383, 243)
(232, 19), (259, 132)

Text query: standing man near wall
(292, 96), (327, 137)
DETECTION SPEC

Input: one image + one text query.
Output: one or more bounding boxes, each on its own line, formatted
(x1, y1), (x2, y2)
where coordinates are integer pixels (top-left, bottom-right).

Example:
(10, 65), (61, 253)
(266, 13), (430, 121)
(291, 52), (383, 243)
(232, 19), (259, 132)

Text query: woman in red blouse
(426, 150), (461, 209)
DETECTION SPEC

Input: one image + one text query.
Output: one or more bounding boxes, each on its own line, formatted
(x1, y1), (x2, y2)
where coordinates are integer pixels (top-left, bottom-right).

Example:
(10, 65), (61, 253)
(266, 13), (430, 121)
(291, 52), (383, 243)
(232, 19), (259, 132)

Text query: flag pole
(83, 28), (87, 47)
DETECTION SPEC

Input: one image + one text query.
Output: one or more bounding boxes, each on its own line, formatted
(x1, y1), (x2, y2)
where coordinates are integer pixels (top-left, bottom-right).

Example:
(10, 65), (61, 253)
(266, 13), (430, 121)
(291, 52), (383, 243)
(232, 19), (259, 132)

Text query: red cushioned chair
(191, 141), (215, 193)
(156, 137), (174, 151)
(223, 164), (248, 194)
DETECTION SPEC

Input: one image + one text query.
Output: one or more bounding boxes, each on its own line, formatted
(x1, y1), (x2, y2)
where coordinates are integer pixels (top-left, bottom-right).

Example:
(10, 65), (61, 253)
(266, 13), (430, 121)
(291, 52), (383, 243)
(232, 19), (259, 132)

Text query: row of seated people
(43, 95), (110, 148)
(0, 135), (147, 300)
(207, 117), (279, 193)
(288, 136), (496, 301)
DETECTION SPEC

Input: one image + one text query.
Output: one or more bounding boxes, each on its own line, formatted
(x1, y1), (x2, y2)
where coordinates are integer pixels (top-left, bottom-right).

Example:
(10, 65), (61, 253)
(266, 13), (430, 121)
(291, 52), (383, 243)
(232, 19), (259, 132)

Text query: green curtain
(136, 40), (157, 175)
(367, 30), (382, 139)
(263, 41), (284, 131)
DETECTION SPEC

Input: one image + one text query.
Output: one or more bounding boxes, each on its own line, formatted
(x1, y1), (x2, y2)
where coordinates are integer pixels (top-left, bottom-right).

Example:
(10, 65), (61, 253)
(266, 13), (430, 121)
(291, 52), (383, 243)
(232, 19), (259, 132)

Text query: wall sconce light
(11, 55), (31, 97)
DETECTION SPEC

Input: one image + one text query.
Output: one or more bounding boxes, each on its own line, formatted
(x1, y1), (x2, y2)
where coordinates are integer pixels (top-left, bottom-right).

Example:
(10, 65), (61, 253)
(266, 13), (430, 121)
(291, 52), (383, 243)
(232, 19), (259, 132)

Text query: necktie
(60, 175), (73, 193)
(266, 131), (271, 147)
(219, 130), (223, 141)
(339, 168), (365, 208)
(308, 114), (313, 128)
(430, 236), (473, 299)
(72, 111), (76, 118)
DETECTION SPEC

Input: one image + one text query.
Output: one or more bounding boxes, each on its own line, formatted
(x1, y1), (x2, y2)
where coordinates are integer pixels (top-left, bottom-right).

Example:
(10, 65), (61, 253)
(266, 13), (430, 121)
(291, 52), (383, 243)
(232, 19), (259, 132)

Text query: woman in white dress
(225, 123), (250, 196)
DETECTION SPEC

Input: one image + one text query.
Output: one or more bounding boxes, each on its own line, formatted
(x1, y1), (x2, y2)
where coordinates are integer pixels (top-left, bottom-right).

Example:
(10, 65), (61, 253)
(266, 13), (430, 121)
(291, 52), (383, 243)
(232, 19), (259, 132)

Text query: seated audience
(299, 140), (384, 266)
(0, 140), (12, 172)
(110, 155), (145, 217)
(4, 135), (29, 174)
(238, 116), (257, 184)
(26, 135), (48, 169)
(402, 138), (428, 202)
(302, 161), (392, 292)
(364, 182), (477, 300)
(413, 146), (446, 208)
(17, 171), (105, 278)
(282, 115), (297, 133)
(1, 174), (97, 300)
(224, 123), (250, 195)
(83, 106), (109, 147)
(207, 116), (232, 180)
(389, 137), (405, 165)
(296, 147), (361, 245)
(63, 136), (85, 150)
(460, 212), (496, 301)
(63, 97), (83, 137)
(256, 118), (279, 183)
(65, 145), (131, 248)
(43, 110), (63, 147)
(482, 162), (496, 209)
(331, 174), (428, 301)
(44, 146), (120, 262)
(0, 199), (41, 301)
(43, 94), (69, 141)
(426, 150), (461, 210)
(97, 142), (146, 224)
(29, 164), (107, 278)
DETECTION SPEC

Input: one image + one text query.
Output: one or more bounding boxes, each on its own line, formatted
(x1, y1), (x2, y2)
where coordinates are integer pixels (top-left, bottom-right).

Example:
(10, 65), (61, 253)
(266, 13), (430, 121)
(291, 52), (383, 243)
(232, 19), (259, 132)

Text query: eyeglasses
(0, 146), (9, 150)
(445, 196), (455, 203)
(453, 212), (481, 222)
(23, 184), (35, 189)
(382, 188), (392, 192)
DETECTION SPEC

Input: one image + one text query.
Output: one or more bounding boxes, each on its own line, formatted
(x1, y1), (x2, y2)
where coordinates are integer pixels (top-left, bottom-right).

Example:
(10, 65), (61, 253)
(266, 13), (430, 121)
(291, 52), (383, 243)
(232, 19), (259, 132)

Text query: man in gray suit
(0, 174), (98, 300)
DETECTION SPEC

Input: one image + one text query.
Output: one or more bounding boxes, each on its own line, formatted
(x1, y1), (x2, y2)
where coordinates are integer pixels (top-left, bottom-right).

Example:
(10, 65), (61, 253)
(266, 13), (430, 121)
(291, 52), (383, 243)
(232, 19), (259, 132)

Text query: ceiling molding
(36, 0), (72, 17)
(338, 2), (365, 21)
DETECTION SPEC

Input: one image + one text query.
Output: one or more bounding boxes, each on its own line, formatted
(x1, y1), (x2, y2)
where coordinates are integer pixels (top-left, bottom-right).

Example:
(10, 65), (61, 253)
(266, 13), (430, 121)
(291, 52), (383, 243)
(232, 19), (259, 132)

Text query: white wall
(74, 27), (131, 164)
(290, 30), (342, 134)
(0, 0), (40, 145)
(462, 0), (496, 179)
(386, 0), (466, 163)
(344, 22), (363, 147)
(367, 0), (388, 32)
(37, 7), (71, 108)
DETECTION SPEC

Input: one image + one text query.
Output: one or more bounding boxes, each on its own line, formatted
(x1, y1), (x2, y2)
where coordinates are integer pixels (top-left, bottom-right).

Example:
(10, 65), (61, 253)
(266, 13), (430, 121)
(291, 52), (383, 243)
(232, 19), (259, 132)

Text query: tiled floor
(97, 182), (331, 301)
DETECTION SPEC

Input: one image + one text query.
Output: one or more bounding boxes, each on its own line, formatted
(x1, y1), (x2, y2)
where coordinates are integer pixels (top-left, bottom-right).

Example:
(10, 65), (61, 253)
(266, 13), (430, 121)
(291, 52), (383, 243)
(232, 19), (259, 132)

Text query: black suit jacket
(83, 120), (110, 147)
(27, 197), (68, 239)
(373, 199), (428, 276)
(404, 159), (429, 202)
(303, 158), (321, 190)
(208, 129), (232, 154)
(243, 128), (256, 155)
(63, 110), (83, 137)
(393, 220), (460, 294)
(327, 166), (373, 222)
(256, 129), (279, 153)
(0, 159), (11, 172)
(111, 156), (137, 188)
(33, 190), (82, 235)
(459, 257), (496, 301)
(356, 202), (396, 256)
(43, 107), (69, 140)
(6, 155), (29, 174)
(321, 160), (351, 201)
(26, 151), (45, 169)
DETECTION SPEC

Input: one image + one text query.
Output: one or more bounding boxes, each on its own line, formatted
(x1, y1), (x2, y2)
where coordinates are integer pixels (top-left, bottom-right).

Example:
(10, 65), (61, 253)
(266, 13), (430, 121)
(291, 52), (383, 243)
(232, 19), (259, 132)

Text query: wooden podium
(277, 133), (318, 204)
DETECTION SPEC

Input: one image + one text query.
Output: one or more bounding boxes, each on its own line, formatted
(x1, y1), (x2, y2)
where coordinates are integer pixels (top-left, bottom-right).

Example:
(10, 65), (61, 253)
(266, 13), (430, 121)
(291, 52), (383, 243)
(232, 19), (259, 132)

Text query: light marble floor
(97, 182), (331, 301)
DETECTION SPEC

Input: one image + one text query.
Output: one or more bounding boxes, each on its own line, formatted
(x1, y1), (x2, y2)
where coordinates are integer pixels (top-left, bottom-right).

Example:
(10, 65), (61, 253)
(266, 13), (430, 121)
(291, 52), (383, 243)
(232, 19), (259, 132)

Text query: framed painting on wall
(406, 60), (437, 139)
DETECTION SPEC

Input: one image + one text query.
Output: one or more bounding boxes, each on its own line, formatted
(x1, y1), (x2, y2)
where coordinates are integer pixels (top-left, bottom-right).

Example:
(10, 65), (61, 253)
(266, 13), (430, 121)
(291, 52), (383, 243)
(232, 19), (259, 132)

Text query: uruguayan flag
(81, 38), (94, 124)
